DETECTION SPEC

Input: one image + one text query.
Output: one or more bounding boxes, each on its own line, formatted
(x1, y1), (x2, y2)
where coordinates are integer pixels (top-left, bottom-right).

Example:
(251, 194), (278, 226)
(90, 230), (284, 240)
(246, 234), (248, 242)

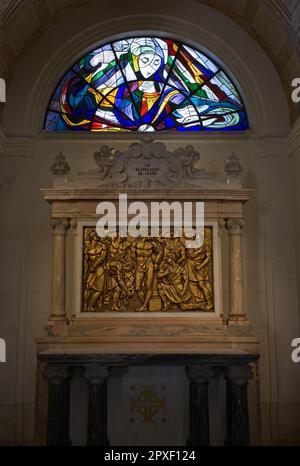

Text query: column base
(46, 318), (69, 337)
(227, 317), (250, 326)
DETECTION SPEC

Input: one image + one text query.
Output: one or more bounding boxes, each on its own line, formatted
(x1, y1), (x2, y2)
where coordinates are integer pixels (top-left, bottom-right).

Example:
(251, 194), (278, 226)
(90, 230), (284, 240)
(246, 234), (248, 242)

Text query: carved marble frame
(74, 219), (221, 320)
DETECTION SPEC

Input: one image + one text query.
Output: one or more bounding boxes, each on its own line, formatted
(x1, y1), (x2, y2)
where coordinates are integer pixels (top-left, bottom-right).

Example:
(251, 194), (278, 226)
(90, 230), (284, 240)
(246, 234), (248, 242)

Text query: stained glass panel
(45, 36), (248, 132)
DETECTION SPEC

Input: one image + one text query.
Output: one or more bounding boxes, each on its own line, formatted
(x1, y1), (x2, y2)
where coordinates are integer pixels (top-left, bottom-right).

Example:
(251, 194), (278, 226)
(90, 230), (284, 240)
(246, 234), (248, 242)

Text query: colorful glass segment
(45, 37), (248, 132)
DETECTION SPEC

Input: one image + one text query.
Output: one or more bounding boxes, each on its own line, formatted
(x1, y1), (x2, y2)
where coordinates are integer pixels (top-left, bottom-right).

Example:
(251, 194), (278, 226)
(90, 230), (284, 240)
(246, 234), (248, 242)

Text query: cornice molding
(41, 187), (254, 203)
(0, 134), (35, 158)
(0, 133), (291, 159)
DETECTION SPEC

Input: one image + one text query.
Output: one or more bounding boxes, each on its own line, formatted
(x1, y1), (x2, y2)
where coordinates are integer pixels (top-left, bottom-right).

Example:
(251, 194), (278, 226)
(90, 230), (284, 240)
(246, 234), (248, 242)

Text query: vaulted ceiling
(0, 0), (300, 122)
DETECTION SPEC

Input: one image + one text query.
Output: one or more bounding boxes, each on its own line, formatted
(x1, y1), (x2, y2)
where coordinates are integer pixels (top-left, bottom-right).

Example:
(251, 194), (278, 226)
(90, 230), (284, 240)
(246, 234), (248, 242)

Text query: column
(225, 364), (252, 446)
(50, 218), (70, 320)
(225, 219), (247, 322)
(85, 365), (109, 446)
(218, 218), (225, 322)
(186, 366), (214, 446)
(70, 218), (78, 318)
(46, 365), (71, 446)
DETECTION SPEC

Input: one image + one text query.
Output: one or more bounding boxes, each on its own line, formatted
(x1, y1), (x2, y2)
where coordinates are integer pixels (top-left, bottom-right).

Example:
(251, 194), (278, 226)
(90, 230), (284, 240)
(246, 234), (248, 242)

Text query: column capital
(70, 218), (78, 230)
(218, 218), (226, 229)
(45, 365), (70, 385)
(50, 218), (70, 235)
(225, 218), (245, 235)
(225, 364), (253, 385)
(186, 365), (216, 384)
(84, 365), (109, 384)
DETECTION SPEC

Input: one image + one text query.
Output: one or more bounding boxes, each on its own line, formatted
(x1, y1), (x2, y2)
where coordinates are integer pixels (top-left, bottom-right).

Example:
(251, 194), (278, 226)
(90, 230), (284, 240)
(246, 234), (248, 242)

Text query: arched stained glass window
(45, 37), (248, 132)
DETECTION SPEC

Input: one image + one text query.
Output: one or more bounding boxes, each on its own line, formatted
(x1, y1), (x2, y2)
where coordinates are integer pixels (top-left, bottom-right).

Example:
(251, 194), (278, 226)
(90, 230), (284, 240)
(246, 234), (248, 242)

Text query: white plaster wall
(0, 0), (299, 444)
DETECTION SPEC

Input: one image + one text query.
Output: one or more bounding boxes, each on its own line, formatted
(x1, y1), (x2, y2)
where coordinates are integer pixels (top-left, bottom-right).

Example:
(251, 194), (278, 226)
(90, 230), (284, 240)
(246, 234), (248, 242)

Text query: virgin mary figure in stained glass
(45, 36), (248, 132)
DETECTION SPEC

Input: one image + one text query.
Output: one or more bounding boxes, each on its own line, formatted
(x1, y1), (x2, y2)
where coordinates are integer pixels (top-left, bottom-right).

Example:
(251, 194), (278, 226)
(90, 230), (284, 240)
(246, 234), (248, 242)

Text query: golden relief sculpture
(82, 227), (214, 313)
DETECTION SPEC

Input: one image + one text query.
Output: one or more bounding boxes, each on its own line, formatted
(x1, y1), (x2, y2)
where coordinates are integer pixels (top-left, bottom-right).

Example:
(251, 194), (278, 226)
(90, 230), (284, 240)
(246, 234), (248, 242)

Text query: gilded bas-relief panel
(81, 227), (214, 313)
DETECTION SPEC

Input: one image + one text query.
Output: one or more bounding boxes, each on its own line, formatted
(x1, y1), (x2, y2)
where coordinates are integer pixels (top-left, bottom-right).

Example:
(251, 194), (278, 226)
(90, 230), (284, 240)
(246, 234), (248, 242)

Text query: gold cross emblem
(130, 385), (166, 423)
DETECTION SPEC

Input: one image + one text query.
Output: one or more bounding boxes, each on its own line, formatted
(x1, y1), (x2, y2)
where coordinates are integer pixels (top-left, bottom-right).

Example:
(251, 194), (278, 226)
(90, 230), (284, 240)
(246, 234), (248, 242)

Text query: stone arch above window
(44, 36), (248, 132)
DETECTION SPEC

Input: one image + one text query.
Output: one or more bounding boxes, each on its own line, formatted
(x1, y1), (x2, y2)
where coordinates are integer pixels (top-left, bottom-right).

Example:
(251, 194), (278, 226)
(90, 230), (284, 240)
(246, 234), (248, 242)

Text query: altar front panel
(67, 365), (228, 446)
